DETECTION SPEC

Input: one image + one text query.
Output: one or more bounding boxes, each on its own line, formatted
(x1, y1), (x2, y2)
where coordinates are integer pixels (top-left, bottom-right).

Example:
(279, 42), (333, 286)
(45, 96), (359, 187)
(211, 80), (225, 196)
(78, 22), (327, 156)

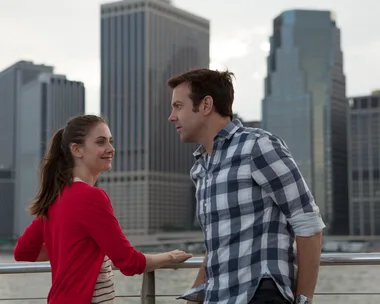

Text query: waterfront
(0, 253), (379, 303)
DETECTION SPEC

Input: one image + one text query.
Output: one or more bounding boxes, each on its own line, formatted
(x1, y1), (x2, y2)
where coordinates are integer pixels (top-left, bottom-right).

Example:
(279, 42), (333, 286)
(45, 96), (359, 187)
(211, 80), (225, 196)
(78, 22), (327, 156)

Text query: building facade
(348, 92), (380, 235)
(262, 10), (348, 234)
(244, 121), (261, 128)
(0, 61), (54, 170)
(100, 0), (209, 234)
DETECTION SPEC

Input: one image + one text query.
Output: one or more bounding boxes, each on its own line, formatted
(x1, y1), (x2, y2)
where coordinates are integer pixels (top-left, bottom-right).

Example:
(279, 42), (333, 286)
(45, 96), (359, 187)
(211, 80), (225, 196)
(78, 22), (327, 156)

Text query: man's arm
(191, 254), (207, 287)
(295, 233), (322, 299)
(250, 133), (325, 300)
(185, 254), (207, 304)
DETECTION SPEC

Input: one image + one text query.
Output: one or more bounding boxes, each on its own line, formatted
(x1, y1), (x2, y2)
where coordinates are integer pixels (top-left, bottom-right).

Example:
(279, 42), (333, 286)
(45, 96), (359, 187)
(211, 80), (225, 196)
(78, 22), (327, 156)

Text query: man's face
(168, 83), (204, 143)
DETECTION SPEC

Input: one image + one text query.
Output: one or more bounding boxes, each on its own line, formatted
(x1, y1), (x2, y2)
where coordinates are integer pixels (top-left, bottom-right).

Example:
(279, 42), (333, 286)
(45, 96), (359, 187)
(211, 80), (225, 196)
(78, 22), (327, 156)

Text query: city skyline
(1, 0), (379, 121)
(0, 1), (379, 238)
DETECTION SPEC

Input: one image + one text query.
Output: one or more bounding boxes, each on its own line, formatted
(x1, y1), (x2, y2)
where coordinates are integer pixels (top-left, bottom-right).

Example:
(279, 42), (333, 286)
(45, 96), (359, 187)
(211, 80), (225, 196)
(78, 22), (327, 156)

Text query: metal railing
(0, 253), (380, 303)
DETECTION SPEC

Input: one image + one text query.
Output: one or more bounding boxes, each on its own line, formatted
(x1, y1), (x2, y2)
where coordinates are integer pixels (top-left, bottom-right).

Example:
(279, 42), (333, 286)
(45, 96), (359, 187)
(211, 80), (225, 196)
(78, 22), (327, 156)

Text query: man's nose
(168, 112), (176, 122)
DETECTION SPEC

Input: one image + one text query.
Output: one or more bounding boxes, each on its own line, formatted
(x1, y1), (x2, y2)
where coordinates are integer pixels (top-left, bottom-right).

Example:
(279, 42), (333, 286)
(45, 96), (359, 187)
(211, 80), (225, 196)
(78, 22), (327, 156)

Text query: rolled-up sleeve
(250, 133), (325, 236)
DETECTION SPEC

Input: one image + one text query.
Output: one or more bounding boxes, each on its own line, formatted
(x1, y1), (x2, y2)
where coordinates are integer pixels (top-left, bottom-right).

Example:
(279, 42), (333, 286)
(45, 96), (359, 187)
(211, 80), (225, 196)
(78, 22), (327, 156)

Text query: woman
(14, 115), (192, 303)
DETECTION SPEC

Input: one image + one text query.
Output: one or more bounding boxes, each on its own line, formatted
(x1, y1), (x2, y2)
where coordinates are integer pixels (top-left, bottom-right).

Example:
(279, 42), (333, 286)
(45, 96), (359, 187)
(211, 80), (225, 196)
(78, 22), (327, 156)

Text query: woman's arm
(14, 217), (44, 262)
(36, 243), (49, 261)
(80, 188), (191, 275)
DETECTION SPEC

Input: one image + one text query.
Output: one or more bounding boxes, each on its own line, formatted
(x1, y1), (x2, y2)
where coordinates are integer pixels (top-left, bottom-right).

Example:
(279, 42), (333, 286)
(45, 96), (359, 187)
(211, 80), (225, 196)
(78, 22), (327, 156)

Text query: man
(167, 69), (325, 304)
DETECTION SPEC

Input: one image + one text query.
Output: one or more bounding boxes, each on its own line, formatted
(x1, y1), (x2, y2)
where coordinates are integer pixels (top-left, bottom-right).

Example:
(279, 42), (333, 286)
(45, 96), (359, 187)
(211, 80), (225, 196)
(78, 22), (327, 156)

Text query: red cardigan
(14, 182), (146, 304)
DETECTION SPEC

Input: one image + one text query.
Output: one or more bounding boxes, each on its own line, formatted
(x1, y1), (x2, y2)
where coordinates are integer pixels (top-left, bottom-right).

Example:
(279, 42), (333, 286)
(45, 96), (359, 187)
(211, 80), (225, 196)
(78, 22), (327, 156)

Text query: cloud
(259, 41), (270, 54)
(209, 26), (270, 74)
(210, 38), (250, 62)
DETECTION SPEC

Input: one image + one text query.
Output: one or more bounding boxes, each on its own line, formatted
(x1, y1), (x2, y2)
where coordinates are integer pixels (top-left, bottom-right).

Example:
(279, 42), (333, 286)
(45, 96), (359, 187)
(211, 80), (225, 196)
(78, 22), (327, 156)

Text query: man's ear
(201, 95), (214, 116)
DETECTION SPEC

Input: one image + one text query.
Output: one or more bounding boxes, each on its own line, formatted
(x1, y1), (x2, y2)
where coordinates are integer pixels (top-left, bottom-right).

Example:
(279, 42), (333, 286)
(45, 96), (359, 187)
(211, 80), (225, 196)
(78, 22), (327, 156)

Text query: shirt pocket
(211, 155), (255, 216)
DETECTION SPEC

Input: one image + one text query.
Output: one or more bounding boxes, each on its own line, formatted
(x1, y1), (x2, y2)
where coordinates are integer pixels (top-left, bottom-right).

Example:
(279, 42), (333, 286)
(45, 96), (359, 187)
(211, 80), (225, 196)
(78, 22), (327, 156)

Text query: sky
(1, 0), (379, 121)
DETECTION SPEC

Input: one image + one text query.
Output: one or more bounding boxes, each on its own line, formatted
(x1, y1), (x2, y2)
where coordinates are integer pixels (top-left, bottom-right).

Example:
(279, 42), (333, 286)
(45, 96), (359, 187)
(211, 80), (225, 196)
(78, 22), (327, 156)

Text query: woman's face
(79, 122), (115, 174)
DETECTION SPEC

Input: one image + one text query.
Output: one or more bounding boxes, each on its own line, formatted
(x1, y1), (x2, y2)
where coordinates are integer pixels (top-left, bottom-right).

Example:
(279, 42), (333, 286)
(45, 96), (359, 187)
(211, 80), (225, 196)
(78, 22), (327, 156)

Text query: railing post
(141, 271), (156, 304)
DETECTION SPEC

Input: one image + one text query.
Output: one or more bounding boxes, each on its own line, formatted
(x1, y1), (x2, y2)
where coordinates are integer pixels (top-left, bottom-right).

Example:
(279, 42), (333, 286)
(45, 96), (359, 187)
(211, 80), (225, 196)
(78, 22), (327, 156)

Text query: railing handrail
(1, 253), (380, 274)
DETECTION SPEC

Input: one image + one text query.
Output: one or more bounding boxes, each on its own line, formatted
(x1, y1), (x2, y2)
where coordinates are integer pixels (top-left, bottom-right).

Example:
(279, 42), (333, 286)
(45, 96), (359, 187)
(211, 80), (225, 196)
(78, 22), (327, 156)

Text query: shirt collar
(193, 119), (243, 158)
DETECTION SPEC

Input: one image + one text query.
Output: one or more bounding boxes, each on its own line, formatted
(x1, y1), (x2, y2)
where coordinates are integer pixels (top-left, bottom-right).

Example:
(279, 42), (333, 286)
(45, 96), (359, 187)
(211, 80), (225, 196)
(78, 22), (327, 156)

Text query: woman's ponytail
(29, 128), (73, 217)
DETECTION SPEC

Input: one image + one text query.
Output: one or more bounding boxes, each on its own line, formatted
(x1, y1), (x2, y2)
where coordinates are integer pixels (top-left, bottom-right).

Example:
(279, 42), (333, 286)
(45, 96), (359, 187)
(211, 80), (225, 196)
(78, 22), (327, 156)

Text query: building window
(361, 98), (368, 109)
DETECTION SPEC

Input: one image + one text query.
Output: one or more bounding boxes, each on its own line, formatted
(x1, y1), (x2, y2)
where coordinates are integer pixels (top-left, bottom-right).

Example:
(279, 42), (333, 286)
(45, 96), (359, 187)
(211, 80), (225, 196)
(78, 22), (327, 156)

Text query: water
(0, 253), (379, 303)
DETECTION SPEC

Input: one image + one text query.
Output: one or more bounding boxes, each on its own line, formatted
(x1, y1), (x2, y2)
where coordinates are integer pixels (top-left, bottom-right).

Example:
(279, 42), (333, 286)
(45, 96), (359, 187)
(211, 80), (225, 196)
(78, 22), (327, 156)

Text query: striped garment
(91, 256), (115, 303)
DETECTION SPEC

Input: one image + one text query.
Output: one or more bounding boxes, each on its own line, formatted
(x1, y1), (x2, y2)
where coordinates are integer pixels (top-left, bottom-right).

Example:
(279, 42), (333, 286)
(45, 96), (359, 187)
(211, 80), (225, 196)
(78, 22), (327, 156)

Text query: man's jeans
(248, 279), (291, 304)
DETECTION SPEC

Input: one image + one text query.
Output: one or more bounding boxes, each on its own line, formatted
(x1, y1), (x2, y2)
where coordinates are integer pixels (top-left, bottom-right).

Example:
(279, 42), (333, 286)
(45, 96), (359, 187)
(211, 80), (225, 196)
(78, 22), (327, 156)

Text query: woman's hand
(167, 250), (193, 263)
(144, 250), (192, 272)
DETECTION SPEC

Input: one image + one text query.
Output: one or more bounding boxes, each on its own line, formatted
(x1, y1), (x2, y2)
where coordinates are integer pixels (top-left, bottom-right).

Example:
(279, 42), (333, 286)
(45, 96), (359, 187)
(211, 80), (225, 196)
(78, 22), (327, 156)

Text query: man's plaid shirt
(190, 120), (325, 304)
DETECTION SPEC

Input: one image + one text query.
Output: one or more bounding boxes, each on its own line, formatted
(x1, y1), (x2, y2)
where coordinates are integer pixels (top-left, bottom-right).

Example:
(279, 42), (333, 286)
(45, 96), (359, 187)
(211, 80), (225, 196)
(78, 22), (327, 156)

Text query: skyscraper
(348, 92), (380, 235)
(100, 0), (209, 235)
(14, 73), (85, 236)
(0, 61), (54, 239)
(0, 61), (54, 170)
(262, 10), (348, 234)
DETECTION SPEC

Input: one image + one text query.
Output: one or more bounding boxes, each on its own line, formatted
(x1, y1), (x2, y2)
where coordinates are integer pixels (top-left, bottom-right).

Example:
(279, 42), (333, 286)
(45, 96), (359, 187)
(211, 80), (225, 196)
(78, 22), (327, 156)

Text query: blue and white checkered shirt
(190, 120), (325, 304)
